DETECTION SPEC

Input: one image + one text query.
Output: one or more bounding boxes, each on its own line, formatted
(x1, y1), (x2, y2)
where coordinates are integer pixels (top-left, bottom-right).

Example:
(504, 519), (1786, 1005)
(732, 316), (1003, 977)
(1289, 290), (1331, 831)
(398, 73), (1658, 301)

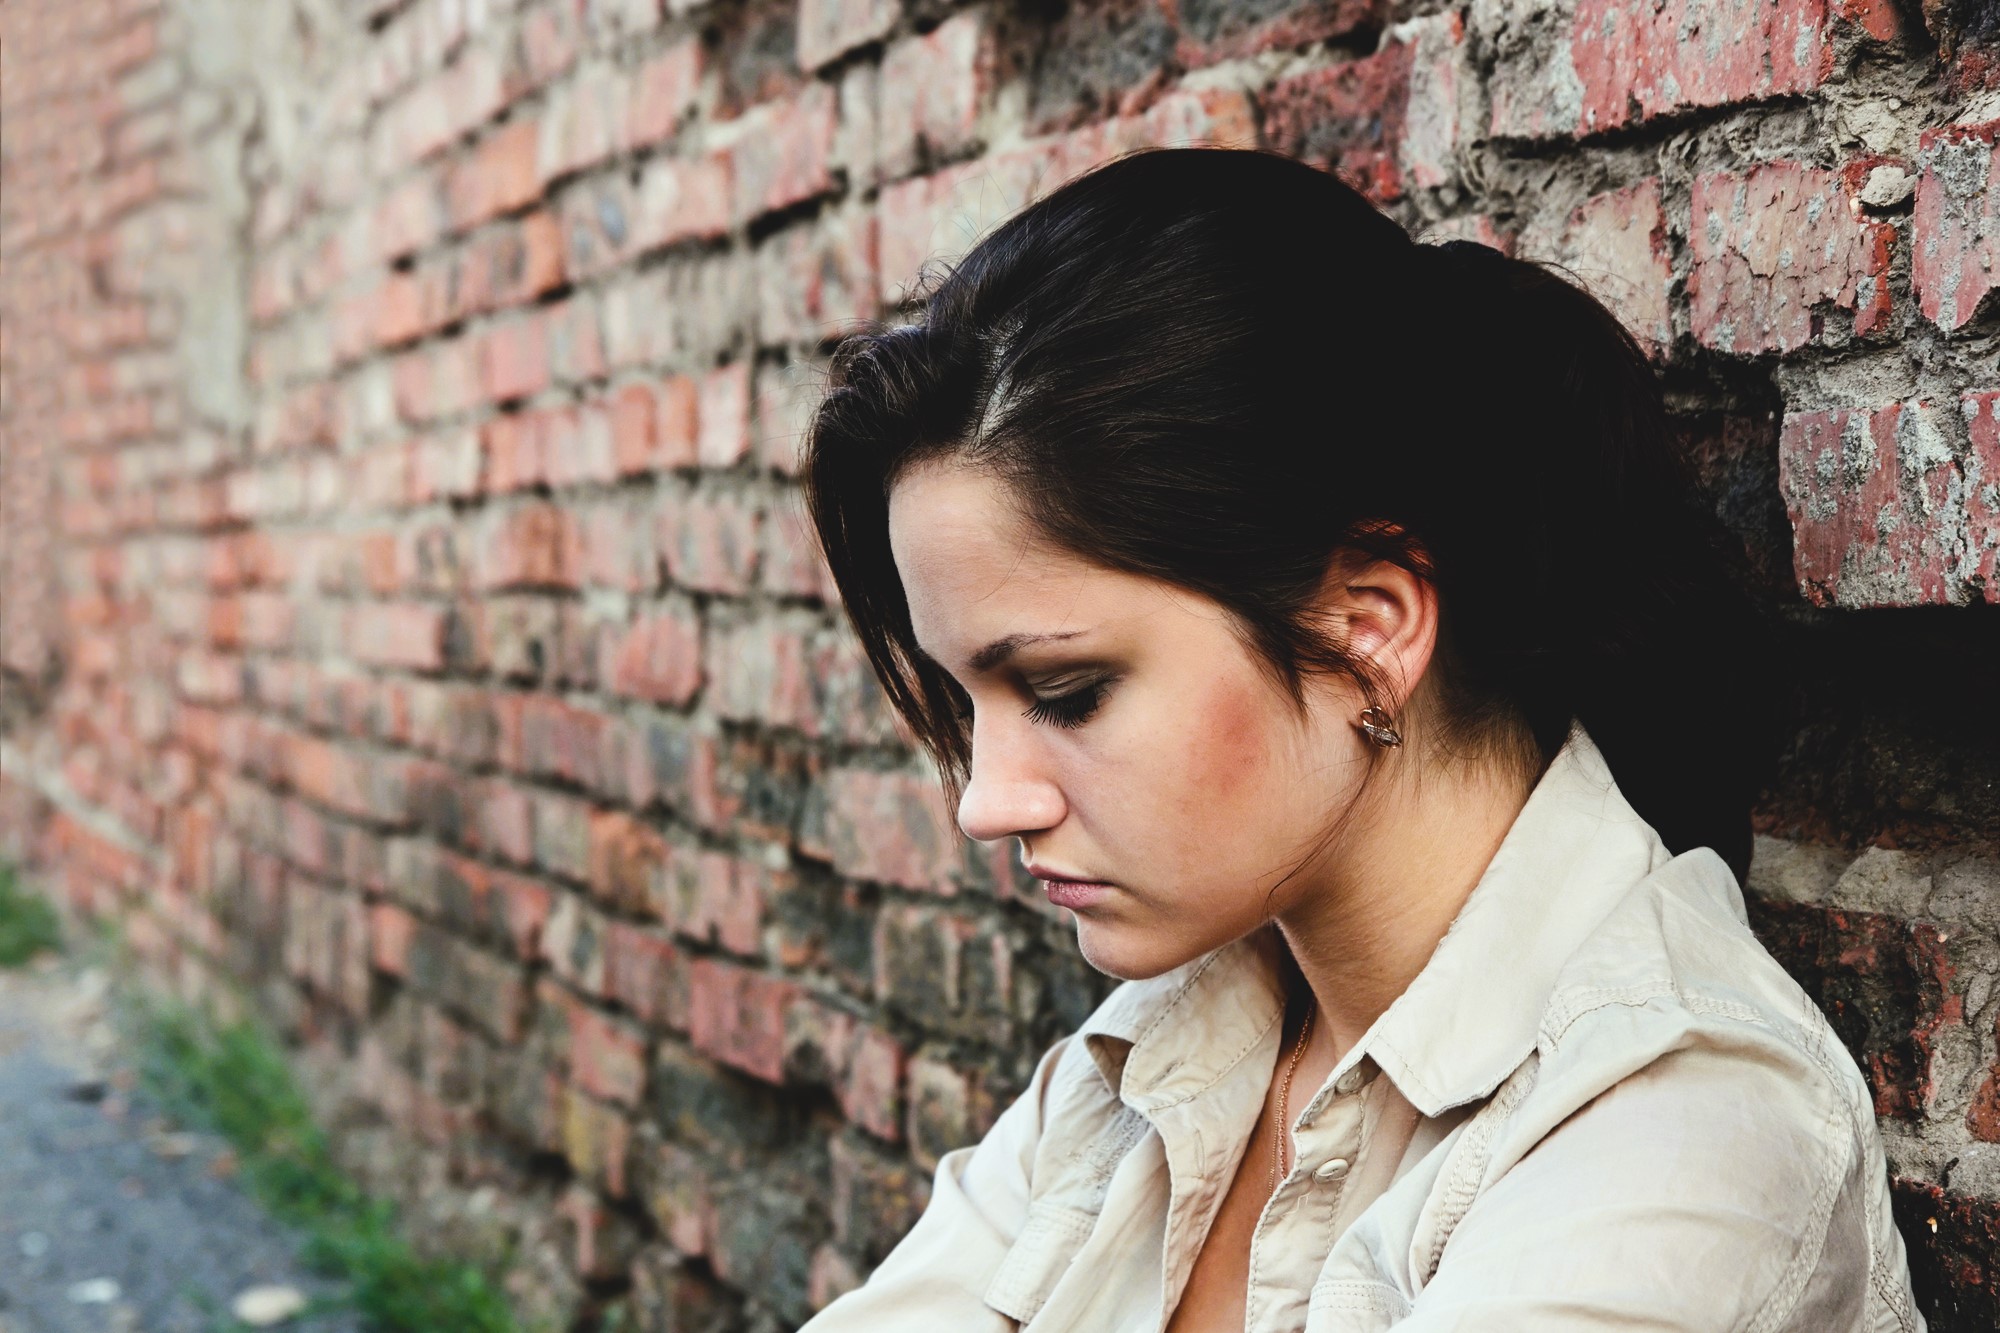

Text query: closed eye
(1023, 681), (1108, 729)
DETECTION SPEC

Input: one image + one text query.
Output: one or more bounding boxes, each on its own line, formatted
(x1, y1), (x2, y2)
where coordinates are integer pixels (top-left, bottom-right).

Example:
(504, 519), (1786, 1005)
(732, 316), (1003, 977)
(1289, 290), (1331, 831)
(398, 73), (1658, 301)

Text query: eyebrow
(965, 630), (1088, 673)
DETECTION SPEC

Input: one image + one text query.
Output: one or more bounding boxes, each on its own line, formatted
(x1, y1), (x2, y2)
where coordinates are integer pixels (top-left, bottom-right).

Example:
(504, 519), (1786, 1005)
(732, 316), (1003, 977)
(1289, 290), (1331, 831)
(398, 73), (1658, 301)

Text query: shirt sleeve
(1394, 1026), (1875, 1333)
(796, 1034), (1071, 1331)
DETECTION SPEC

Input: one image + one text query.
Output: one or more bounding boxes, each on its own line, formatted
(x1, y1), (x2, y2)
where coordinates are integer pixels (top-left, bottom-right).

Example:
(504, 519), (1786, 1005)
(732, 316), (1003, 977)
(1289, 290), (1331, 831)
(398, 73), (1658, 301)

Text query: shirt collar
(1073, 724), (1673, 1119)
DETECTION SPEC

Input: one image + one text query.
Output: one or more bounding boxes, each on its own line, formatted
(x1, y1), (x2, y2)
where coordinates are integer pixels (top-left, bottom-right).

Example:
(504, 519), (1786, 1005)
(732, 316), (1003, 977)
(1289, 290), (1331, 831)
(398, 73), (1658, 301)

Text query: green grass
(127, 998), (523, 1333)
(0, 861), (63, 967)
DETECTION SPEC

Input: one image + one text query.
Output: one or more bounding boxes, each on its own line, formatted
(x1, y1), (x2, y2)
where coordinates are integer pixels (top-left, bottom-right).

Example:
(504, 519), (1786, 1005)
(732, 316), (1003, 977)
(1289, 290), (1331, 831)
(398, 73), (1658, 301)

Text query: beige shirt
(802, 729), (1925, 1331)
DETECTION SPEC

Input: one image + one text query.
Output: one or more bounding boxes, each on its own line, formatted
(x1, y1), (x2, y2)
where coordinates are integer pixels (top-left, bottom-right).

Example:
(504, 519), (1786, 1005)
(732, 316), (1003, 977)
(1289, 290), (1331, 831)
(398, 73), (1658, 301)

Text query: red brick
(542, 401), (618, 489)
(480, 314), (551, 404)
(807, 768), (958, 893)
(480, 502), (582, 590)
(728, 82), (838, 224)
(556, 985), (650, 1107)
(626, 39), (705, 149)
(347, 602), (448, 672)
(604, 921), (690, 1029)
(696, 360), (752, 466)
(757, 204), (879, 345)
(1260, 41), (1415, 205)
(796, 0), (899, 73)
(835, 1022), (905, 1141)
(688, 957), (800, 1083)
(587, 808), (670, 914)
(458, 210), (567, 316)
(878, 14), (991, 181)
(576, 495), (663, 592)
(633, 152), (734, 253)
(561, 1086), (635, 1197)
(606, 607), (704, 707)
(660, 488), (762, 595)
(1912, 120), (1999, 333)
(540, 73), (625, 185)
(1531, 177), (1674, 359)
(371, 901), (415, 976)
(448, 117), (543, 230)
(556, 1181), (641, 1280)
(664, 850), (769, 956)
(1689, 162), (1895, 353)
(1495, 0), (1835, 138)
(1779, 398), (1999, 607)
(481, 411), (550, 494)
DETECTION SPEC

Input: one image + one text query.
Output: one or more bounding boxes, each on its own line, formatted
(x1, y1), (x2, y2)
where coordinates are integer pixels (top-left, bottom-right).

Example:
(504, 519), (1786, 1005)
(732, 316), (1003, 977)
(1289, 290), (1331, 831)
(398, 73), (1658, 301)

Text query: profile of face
(888, 457), (1407, 981)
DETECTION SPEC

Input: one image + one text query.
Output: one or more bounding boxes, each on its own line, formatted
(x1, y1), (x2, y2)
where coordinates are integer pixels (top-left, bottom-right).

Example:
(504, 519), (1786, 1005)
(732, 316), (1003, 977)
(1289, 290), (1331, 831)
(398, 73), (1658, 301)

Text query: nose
(955, 717), (1065, 843)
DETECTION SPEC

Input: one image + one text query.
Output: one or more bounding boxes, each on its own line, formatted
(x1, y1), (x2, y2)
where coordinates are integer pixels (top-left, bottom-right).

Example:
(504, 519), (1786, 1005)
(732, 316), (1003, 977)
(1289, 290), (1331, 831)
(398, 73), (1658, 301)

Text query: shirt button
(1314, 1157), (1351, 1182)
(1334, 1065), (1366, 1096)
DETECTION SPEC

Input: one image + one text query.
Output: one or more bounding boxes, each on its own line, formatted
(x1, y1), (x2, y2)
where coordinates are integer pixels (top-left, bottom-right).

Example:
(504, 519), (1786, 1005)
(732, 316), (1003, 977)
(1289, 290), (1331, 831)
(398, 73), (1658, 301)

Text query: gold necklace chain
(1267, 997), (1315, 1195)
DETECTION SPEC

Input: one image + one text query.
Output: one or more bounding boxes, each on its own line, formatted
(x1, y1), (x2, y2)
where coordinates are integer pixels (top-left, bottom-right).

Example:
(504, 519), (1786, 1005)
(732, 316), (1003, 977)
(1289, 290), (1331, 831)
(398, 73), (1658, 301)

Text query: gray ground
(0, 964), (359, 1333)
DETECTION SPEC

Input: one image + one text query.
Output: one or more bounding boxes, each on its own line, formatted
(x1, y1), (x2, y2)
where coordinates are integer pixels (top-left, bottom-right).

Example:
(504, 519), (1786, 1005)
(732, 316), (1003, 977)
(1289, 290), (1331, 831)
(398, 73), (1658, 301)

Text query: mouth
(1026, 863), (1114, 911)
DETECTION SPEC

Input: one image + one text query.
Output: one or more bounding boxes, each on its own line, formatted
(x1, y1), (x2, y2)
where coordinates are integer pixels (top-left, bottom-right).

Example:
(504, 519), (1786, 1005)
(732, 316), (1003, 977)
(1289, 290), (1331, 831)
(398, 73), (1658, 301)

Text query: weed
(126, 997), (523, 1333)
(0, 861), (63, 967)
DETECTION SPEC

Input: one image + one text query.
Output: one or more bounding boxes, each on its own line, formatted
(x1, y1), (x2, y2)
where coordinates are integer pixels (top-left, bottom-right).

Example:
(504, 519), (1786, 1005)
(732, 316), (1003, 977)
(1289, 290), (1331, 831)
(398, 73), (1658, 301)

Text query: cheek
(1144, 671), (1282, 833)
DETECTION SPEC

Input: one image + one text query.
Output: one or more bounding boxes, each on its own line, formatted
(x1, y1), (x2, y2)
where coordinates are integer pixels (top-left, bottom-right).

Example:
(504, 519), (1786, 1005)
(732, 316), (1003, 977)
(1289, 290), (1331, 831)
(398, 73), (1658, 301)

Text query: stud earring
(1357, 706), (1403, 748)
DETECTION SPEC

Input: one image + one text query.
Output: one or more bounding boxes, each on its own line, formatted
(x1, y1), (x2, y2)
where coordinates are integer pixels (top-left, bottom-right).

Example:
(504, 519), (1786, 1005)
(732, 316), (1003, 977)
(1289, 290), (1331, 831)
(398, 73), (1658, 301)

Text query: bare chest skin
(1163, 1002), (1340, 1333)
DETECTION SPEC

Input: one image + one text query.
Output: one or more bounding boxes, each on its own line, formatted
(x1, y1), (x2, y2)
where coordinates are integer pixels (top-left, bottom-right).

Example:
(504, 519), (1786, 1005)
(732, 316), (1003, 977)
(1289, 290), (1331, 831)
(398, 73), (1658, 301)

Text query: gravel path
(0, 963), (361, 1333)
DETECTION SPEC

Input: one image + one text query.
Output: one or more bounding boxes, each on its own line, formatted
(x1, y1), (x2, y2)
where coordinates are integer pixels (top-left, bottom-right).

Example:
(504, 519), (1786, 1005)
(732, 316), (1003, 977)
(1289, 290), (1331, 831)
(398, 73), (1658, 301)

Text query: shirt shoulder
(1415, 850), (1920, 1331)
(1539, 844), (1865, 1100)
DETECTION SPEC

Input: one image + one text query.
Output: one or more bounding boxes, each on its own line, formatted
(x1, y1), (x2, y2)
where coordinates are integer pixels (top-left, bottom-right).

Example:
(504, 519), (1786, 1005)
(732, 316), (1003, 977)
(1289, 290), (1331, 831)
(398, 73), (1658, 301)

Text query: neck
(1272, 745), (1542, 1065)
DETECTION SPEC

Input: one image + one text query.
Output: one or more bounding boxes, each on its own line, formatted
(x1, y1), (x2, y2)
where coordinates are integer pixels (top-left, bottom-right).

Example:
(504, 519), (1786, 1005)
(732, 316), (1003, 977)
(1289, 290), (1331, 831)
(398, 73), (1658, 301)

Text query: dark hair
(802, 146), (1776, 883)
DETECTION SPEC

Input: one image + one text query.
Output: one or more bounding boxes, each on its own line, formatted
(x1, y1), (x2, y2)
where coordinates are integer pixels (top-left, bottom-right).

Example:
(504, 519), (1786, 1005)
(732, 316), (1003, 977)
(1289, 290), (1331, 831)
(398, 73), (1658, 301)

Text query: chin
(1072, 919), (1203, 982)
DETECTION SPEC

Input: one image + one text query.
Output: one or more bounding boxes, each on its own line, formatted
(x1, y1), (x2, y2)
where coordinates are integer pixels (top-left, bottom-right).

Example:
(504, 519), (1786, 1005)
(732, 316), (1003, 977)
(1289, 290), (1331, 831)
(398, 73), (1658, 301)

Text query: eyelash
(1022, 681), (1107, 729)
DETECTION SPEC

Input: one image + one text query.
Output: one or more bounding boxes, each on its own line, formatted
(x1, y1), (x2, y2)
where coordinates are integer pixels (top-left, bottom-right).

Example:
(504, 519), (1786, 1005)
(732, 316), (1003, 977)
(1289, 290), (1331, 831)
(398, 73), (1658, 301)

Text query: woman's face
(887, 457), (1374, 980)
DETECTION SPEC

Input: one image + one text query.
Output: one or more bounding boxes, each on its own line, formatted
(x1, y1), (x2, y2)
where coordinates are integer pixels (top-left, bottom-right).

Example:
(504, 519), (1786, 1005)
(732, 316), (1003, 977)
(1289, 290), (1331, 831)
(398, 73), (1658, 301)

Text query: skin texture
(888, 457), (1543, 1330)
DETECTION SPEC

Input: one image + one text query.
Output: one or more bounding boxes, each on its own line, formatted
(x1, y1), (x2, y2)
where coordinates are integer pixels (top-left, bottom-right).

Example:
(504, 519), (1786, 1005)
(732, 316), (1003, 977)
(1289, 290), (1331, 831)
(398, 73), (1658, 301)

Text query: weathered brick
(605, 607), (704, 707)
(727, 82), (839, 225)
(1689, 162), (1895, 353)
(796, 0), (900, 73)
(1748, 898), (1957, 1120)
(346, 602), (448, 672)
(1891, 1177), (2000, 1331)
(478, 502), (582, 590)
(1912, 119), (1999, 333)
(627, 39), (706, 150)
(1260, 39), (1416, 204)
(828, 1132), (923, 1268)
(660, 486), (761, 595)
(561, 1084), (635, 1197)
(756, 202), (880, 346)
(662, 849), (770, 956)
(404, 920), (530, 1042)
(877, 13), (991, 181)
(586, 808), (670, 915)
(1525, 177), (1673, 358)
(905, 1053), (999, 1171)
(604, 921), (691, 1030)
(479, 313), (551, 404)
(1491, 0), (1836, 139)
(448, 117), (544, 230)
(803, 768), (957, 893)
(635, 1142), (714, 1258)
(688, 956), (800, 1083)
(1779, 399), (1999, 607)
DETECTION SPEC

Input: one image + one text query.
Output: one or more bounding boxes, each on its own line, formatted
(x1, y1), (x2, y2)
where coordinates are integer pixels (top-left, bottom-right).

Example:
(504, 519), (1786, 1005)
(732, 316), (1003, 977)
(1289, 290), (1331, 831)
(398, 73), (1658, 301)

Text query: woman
(794, 147), (1923, 1331)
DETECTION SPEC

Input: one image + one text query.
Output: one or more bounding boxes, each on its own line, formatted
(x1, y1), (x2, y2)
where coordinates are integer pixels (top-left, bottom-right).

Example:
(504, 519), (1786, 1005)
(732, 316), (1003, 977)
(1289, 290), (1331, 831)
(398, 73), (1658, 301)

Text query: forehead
(886, 460), (1124, 660)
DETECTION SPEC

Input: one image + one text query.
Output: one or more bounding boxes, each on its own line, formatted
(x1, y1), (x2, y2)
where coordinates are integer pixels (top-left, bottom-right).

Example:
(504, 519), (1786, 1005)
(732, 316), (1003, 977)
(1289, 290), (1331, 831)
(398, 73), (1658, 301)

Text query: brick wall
(1, 0), (1995, 1327)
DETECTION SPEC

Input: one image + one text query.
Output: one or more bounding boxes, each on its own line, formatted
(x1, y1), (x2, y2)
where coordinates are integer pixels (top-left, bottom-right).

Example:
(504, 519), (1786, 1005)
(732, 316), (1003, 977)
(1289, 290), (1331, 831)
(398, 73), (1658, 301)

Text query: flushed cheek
(1161, 673), (1281, 838)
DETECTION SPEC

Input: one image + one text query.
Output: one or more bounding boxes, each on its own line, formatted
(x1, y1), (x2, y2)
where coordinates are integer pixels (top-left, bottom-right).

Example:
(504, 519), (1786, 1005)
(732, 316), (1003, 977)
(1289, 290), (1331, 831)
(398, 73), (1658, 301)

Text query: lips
(1026, 863), (1113, 911)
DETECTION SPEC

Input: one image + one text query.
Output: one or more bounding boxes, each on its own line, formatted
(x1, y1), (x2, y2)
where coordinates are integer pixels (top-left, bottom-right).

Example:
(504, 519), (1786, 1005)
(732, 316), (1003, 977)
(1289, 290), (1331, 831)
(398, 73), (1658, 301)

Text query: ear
(1314, 545), (1439, 714)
